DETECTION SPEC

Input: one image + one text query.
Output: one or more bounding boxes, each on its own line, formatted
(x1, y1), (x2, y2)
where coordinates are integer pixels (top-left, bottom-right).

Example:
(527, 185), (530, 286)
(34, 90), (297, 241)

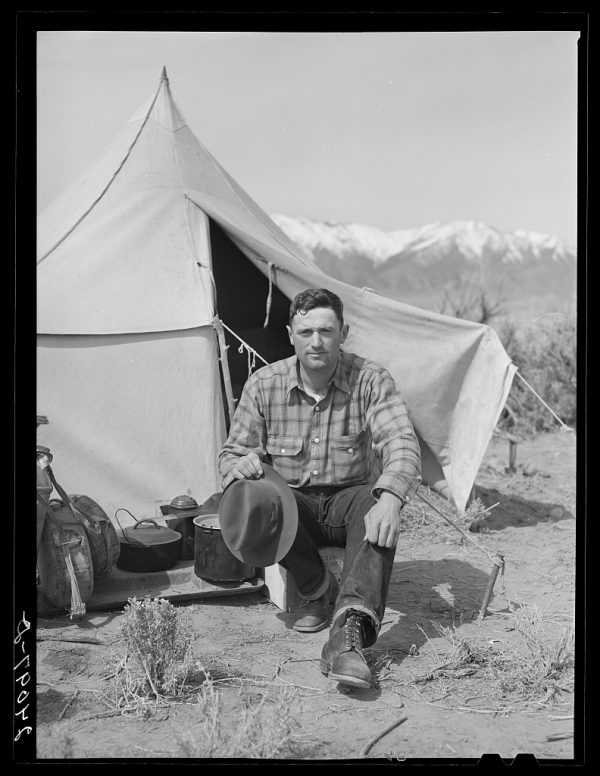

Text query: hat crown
(225, 480), (283, 552)
(218, 465), (298, 567)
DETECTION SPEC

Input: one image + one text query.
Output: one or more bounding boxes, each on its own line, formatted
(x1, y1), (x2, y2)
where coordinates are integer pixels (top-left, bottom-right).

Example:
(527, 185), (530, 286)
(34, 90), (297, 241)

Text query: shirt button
(348, 448), (353, 454)
(280, 448), (286, 453)
(312, 470), (318, 475)
(313, 437), (320, 443)
(315, 405), (320, 412)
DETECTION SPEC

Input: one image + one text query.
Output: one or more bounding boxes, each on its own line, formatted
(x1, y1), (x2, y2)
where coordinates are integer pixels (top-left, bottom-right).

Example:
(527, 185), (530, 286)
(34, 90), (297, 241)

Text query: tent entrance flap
(210, 219), (294, 407)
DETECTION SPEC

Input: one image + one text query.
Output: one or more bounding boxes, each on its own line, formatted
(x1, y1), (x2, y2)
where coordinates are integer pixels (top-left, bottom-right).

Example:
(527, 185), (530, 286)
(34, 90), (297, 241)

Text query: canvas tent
(37, 69), (516, 525)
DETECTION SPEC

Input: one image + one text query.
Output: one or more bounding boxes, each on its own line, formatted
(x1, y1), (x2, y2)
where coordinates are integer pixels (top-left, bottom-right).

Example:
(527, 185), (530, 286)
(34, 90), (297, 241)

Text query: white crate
(260, 546), (345, 612)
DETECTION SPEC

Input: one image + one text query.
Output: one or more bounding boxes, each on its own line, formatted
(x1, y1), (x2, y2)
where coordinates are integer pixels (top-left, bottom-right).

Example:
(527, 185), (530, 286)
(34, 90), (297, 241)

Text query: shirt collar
(285, 351), (351, 397)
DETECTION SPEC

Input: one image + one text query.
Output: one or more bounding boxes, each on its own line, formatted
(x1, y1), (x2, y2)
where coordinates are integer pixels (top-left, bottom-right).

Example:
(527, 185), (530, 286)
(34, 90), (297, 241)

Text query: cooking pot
(116, 512), (182, 573)
(193, 515), (255, 582)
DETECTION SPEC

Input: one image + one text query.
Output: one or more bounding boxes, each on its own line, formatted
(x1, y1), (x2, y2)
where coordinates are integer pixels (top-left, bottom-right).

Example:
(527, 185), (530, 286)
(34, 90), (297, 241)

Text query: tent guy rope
(515, 371), (575, 435)
(219, 320), (269, 367)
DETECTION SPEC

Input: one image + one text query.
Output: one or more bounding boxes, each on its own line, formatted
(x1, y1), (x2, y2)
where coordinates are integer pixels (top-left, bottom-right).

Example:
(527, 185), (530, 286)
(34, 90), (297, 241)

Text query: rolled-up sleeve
(366, 369), (422, 504)
(218, 375), (267, 489)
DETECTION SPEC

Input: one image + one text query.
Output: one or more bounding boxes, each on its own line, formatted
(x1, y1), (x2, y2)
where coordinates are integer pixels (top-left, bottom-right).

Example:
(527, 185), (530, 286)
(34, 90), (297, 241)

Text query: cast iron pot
(116, 517), (182, 573)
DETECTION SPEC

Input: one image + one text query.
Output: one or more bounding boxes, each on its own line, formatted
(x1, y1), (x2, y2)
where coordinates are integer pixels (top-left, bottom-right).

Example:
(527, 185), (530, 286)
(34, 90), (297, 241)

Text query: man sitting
(218, 288), (421, 688)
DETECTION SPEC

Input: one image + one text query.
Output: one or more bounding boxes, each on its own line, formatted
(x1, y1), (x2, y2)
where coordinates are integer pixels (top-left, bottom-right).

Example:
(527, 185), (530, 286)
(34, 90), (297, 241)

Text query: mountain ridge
(271, 214), (577, 319)
(272, 214), (575, 264)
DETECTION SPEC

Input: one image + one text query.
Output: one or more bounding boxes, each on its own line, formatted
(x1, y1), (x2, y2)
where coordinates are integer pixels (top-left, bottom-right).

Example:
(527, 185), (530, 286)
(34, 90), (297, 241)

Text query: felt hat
(218, 465), (298, 566)
(160, 494), (203, 519)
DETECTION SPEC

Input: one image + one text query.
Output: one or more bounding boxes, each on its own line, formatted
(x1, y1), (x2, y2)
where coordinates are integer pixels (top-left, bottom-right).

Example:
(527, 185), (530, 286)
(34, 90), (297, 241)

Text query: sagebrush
(496, 310), (576, 436)
(120, 596), (194, 698)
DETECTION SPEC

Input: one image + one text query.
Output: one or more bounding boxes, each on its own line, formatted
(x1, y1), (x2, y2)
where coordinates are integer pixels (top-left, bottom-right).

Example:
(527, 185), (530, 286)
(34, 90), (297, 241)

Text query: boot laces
(344, 612), (365, 649)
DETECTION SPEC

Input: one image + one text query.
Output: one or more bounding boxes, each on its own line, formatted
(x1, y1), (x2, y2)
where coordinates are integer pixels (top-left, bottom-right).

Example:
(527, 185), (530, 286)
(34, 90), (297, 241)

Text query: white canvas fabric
(37, 70), (515, 522)
(37, 328), (226, 521)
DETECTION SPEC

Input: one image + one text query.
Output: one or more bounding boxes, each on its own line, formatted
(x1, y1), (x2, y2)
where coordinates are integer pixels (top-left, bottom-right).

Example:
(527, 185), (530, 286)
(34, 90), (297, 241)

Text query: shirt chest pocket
(330, 431), (368, 486)
(266, 437), (303, 486)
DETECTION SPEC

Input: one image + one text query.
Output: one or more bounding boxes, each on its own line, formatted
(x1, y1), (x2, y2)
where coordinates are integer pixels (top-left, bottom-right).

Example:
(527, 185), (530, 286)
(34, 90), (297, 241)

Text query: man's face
(287, 306), (349, 375)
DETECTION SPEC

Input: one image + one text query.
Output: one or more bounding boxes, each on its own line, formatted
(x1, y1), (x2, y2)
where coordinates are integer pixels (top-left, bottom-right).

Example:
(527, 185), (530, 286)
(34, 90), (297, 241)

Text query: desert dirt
(33, 429), (578, 762)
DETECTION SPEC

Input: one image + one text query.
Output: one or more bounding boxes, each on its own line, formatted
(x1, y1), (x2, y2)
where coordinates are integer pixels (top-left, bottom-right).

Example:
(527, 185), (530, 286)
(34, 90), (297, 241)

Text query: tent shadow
(471, 484), (574, 531)
(271, 557), (495, 674)
(372, 557), (493, 665)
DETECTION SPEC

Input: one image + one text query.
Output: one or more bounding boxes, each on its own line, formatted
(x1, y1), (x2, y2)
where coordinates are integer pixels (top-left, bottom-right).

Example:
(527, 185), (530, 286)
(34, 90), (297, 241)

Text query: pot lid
(159, 494), (202, 517)
(170, 494), (199, 510)
(121, 520), (181, 546)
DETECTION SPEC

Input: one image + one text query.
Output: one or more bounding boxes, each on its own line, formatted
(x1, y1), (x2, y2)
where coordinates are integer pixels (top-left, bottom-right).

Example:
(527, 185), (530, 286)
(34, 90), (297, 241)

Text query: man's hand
(363, 491), (405, 548)
(230, 452), (264, 480)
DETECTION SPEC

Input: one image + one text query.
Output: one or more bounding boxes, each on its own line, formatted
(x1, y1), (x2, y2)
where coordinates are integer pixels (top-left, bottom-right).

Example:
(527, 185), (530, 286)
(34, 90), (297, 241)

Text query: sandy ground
(31, 430), (579, 763)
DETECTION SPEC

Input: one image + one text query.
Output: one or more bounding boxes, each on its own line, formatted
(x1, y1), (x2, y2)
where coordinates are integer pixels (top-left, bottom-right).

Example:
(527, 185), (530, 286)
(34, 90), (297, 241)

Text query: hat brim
(219, 465), (298, 567)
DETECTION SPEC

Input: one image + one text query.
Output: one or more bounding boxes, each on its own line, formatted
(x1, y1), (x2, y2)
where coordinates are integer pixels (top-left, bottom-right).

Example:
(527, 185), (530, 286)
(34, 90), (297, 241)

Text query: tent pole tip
(160, 66), (168, 82)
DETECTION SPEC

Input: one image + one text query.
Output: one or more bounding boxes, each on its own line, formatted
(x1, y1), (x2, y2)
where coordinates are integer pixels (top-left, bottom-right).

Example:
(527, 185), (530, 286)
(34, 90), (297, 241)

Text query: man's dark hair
(289, 288), (345, 328)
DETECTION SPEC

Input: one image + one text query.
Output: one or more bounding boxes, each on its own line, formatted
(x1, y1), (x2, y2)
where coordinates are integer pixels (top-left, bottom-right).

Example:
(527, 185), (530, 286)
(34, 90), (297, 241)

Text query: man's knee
(341, 484), (377, 522)
(356, 483), (377, 506)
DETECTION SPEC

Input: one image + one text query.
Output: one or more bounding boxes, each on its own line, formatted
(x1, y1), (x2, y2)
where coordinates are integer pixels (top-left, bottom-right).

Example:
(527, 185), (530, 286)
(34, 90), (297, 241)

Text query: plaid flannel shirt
(218, 350), (422, 503)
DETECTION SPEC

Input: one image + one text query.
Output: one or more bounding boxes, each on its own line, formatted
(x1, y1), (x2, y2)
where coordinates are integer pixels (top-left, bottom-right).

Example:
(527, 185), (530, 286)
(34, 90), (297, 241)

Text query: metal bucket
(193, 515), (255, 582)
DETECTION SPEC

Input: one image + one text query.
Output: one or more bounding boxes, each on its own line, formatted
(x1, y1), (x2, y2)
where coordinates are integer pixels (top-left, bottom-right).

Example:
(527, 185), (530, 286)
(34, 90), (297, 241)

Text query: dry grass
(395, 602), (575, 713)
(366, 650), (399, 688)
(497, 603), (575, 704)
(402, 488), (491, 537)
(174, 678), (310, 759)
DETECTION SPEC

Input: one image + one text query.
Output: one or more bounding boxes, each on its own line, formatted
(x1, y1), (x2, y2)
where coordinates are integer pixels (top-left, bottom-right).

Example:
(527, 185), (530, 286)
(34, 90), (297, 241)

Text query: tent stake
(416, 492), (507, 621)
(507, 435), (518, 473)
(213, 316), (237, 427)
(478, 554), (505, 620)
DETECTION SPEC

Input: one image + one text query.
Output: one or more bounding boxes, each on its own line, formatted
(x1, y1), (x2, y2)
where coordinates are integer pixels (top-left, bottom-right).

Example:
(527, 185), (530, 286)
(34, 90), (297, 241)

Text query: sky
(36, 28), (580, 249)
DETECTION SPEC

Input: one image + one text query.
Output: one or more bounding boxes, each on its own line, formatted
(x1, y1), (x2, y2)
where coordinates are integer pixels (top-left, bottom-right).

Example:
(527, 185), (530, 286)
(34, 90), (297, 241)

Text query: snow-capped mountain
(272, 214), (574, 265)
(272, 213), (421, 264)
(271, 214), (577, 317)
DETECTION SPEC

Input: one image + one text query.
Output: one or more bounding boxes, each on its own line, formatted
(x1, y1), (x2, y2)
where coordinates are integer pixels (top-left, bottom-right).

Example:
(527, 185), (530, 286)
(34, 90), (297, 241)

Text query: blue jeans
(278, 484), (395, 646)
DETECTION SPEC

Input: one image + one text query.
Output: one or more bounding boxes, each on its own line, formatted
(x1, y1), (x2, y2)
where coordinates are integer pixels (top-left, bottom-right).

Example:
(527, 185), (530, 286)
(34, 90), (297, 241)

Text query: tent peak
(160, 66), (169, 82)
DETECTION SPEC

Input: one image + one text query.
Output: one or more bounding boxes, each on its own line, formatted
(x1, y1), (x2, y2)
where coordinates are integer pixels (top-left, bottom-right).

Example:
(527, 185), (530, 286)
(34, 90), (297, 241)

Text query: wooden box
(260, 546), (345, 612)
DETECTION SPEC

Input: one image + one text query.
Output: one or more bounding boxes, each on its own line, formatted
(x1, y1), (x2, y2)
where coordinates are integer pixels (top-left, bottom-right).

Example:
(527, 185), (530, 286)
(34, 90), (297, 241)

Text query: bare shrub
(438, 286), (505, 324)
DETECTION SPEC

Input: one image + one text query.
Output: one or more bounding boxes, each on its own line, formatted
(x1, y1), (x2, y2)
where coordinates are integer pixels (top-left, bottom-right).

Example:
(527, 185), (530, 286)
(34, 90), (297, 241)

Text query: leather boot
(293, 570), (339, 633)
(320, 609), (372, 688)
